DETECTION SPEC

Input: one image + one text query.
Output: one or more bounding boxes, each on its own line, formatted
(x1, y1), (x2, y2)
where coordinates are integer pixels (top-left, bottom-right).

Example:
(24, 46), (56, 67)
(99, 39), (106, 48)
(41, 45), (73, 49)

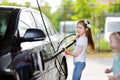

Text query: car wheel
(57, 58), (68, 80)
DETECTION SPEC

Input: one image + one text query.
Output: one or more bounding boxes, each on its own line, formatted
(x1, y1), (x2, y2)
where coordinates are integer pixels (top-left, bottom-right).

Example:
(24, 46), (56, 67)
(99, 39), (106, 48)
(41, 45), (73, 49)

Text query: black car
(0, 6), (68, 80)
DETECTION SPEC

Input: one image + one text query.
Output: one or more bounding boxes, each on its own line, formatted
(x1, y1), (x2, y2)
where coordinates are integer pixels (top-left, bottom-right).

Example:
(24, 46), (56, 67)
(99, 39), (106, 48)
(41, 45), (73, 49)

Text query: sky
(8, 0), (61, 12)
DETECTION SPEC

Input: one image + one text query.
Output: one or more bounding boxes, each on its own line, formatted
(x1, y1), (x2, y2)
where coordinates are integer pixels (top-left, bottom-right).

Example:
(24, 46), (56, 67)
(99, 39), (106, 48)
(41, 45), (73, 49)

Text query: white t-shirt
(73, 37), (88, 62)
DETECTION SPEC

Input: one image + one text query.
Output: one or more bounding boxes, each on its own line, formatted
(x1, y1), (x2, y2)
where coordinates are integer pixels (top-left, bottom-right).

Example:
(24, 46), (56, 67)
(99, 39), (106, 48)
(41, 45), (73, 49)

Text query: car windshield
(65, 24), (76, 33)
(107, 21), (120, 32)
(59, 21), (77, 34)
(0, 10), (11, 40)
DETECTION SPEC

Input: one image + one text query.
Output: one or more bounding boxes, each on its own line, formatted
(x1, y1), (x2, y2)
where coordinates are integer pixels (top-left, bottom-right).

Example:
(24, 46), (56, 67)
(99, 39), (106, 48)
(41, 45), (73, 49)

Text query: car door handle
(41, 46), (47, 53)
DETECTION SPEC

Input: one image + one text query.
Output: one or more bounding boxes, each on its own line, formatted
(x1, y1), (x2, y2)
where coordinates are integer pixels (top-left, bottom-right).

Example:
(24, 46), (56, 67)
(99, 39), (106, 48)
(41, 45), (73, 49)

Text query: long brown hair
(77, 20), (95, 51)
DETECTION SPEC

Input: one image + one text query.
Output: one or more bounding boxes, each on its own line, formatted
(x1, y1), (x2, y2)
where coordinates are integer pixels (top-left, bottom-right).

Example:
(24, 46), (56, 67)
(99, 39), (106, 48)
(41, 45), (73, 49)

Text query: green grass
(95, 38), (111, 51)
(86, 51), (114, 58)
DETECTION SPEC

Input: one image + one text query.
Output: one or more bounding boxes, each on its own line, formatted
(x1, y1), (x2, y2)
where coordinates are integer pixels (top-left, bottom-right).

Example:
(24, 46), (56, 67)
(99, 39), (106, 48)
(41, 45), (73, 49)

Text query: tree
(24, 2), (31, 7)
(61, 0), (75, 21)
(71, 0), (96, 20)
(0, 0), (22, 6)
(108, 0), (120, 13)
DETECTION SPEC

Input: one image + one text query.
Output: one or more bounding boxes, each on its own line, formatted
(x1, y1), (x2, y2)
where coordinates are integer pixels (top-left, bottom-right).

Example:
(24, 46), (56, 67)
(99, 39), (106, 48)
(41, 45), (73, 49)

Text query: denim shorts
(72, 62), (86, 80)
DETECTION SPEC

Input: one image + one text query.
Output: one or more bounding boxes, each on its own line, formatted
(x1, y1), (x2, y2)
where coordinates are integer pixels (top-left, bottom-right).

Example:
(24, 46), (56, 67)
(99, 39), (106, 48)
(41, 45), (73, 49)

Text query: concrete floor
(66, 56), (113, 80)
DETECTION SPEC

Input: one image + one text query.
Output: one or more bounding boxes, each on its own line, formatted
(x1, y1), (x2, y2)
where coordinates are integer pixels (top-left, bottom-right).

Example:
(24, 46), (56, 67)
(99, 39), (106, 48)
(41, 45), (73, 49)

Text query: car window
(59, 21), (77, 34)
(104, 17), (120, 41)
(32, 11), (56, 35)
(0, 10), (11, 40)
(31, 12), (45, 33)
(18, 11), (36, 37)
(43, 14), (56, 35)
(32, 11), (58, 59)
(107, 22), (120, 32)
(65, 24), (76, 33)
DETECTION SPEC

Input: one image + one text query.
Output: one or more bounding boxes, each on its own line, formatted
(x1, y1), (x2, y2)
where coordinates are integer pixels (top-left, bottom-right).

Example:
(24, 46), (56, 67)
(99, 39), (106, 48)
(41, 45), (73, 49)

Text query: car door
(17, 8), (46, 75)
(31, 10), (60, 80)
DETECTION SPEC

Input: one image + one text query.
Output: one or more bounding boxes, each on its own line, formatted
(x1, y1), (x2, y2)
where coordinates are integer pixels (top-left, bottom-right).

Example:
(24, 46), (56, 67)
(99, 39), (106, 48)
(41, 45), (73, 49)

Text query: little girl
(105, 32), (120, 80)
(65, 19), (94, 80)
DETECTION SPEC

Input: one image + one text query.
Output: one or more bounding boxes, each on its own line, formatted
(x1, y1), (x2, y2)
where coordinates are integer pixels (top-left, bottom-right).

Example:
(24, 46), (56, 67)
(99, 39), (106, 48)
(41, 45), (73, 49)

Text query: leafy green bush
(96, 38), (112, 52)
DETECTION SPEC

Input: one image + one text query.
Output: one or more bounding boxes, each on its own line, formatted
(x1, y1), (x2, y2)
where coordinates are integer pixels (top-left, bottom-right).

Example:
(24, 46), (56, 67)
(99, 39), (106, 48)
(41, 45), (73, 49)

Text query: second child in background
(65, 19), (94, 80)
(105, 32), (120, 80)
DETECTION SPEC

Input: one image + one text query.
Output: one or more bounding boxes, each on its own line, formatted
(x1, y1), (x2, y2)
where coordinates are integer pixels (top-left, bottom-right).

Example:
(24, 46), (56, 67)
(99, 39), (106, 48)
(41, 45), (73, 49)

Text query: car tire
(58, 58), (68, 80)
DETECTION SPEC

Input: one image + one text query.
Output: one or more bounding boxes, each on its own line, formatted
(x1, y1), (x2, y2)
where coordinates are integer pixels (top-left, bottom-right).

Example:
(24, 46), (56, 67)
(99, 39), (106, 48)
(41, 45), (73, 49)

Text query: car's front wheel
(55, 57), (68, 80)
(59, 60), (68, 80)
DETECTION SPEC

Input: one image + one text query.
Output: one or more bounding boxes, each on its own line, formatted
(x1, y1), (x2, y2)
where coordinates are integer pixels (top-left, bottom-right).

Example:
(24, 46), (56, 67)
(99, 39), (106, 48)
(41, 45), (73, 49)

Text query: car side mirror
(22, 29), (46, 42)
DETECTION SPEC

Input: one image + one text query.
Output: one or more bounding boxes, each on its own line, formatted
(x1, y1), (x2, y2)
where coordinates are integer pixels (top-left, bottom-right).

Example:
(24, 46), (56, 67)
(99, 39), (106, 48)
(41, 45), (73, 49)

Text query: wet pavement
(66, 56), (113, 80)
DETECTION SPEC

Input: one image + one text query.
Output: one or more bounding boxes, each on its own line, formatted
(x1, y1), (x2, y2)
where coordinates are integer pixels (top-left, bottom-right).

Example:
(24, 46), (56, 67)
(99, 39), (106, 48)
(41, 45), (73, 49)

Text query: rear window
(104, 17), (120, 41)
(65, 24), (76, 33)
(59, 21), (77, 34)
(0, 10), (11, 40)
(107, 22), (120, 32)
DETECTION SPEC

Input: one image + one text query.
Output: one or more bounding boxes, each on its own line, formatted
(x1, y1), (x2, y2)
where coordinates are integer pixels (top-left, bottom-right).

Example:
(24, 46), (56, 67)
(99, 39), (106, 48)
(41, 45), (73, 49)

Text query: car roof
(0, 6), (36, 12)
(0, 6), (26, 9)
